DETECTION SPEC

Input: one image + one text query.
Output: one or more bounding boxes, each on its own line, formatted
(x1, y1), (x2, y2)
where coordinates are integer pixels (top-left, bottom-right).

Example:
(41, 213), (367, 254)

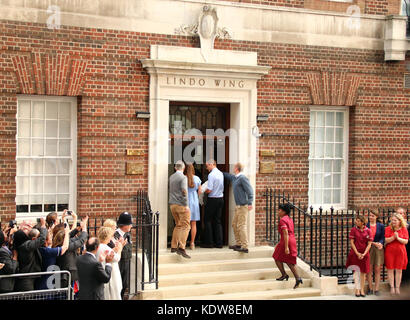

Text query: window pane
(57, 194), (69, 211)
(44, 159), (57, 174)
(323, 189), (332, 204)
(32, 120), (44, 137)
(18, 120), (31, 137)
(336, 112), (344, 126)
(46, 120), (58, 137)
(325, 143), (334, 157)
(335, 128), (343, 142)
(315, 143), (324, 158)
(18, 139), (30, 156)
(59, 140), (71, 156)
(314, 191), (322, 204)
(333, 174), (341, 188)
(30, 204), (43, 212)
(316, 111), (324, 126)
(18, 101), (31, 118)
(31, 177), (43, 194)
(326, 112), (334, 126)
(46, 101), (58, 119)
(32, 101), (45, 119)
(44, 176), (56, 193)
(315, 127), (324, 142)
(45, 139), (58, 156)
(44, 194), (56, 204)
(59, 120), (71, 138)
(17, 177), (29, 195)
(44, 204), (56, 212)
(326, 128), (334, 142)
(333, 189), (341, 203)
(57, 159), (70, 174)
(17, 159), (30, 176)
(31, 159), (43, 174)
(324, 173), (332, 188)
(334, 160), (342, 172)
(32, 139), (44, 156)
(57, 176), (69, 193)
(59, 103), (71, 119)
(16, 195), (29, 205)
(335, 144), (343, 158)
(324, 160), (332, 173)
(314, 173), (322, 188)
(314, 160), (323, 172)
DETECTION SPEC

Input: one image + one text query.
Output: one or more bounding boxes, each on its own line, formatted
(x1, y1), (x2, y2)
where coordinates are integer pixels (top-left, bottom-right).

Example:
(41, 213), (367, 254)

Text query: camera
(67, 211), (72, 215)
(8, 220), (17, 228)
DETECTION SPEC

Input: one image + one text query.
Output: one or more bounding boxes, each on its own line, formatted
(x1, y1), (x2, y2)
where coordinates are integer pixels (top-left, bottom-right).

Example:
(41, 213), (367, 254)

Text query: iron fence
(85, 190), (159, 293)
(0, 270), (72, 300)
(264, 188), (409, 284)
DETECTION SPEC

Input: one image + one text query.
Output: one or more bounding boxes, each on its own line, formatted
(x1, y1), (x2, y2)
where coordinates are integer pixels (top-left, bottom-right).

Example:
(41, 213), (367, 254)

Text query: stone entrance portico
(141, 44), (270, 250)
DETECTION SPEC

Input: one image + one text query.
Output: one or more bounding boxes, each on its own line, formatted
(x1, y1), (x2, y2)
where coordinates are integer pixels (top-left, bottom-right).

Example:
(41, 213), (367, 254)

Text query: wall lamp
(256, 114), (269, 122)
(135, 111), (150, 119)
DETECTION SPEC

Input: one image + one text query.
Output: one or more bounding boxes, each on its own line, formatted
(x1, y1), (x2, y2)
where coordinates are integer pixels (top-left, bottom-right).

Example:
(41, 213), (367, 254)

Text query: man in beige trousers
(169, 160), (191, 259)
(223, 163), (254, 253)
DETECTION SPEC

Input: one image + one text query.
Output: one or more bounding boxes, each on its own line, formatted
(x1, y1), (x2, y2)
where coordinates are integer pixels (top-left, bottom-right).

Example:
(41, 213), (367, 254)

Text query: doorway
(167, 102), (230, 247)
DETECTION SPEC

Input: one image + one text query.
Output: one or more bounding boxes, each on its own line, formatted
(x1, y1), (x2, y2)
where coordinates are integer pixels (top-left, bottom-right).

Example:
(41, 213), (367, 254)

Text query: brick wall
(0, 20), (409, 246)
(217, 0), (401, 15)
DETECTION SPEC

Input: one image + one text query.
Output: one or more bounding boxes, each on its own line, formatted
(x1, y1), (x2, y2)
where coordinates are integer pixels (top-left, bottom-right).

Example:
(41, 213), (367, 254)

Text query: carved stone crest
(175, 5), (232, 61)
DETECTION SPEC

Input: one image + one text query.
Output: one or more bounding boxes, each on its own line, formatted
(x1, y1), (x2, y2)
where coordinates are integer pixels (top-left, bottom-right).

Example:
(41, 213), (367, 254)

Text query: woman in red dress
(272, 203), (302, 289)
(346, 215), (372, 297)
(384, 212), (409, 295)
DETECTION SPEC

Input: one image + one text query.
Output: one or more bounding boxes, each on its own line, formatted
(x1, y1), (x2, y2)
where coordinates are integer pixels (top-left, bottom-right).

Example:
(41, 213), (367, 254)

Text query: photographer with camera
(0, 228), (19, 293)
(13, 218), (47, 292)
(55, 212), (88, 291)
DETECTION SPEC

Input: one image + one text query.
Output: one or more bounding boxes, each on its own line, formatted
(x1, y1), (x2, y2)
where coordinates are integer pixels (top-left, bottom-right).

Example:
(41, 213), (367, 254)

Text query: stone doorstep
(139, 277), (313, 300)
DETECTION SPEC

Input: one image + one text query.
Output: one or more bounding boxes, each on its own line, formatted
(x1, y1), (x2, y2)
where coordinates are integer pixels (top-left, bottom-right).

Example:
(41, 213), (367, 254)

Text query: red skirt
(346, 249), (370, 273)
(272, 237), (297, 265)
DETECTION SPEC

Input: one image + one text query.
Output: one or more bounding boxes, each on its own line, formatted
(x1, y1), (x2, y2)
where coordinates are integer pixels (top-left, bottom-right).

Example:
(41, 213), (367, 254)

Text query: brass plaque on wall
(259, 162), (275, 174)
(126, 162), (144, 175)
(126, 149), (145, 156)
(260, 150), (275, 157)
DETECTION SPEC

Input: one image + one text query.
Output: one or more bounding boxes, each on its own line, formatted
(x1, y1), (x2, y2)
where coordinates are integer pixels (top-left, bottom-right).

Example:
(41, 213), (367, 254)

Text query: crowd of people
(346, 207), (409, 297)
(0, 210), (133, 300)
(168, 159), (254, 259)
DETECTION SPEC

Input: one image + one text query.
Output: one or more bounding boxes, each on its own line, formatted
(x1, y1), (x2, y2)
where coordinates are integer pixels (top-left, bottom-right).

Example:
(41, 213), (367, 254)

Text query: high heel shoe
(293, 278), (303, 289)
(276, 274), (289, 281)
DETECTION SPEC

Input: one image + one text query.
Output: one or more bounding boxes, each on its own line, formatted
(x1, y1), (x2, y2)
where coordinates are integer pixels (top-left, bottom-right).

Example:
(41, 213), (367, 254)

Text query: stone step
(158, 246), (273, 263)
(159, 268), (286, 287)
(141, 278), (312, 299)
(169, 287), (322, 300)
(159, 257), (275, 275)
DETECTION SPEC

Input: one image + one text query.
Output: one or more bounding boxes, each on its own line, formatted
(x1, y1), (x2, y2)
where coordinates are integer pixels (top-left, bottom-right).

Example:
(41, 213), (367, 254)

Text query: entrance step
(171, 287), (322, 300)
(159, 246), (273, 263)
(159, 257), (274, 275)
(142, 277), (313, 299)
(159, 268), (283, 287)
(137, 246), (324, 300)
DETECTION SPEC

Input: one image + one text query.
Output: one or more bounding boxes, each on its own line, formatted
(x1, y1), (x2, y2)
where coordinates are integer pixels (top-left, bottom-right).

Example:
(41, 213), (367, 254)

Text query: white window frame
(15, 95), (77, 219)
(308, 106), (349, 211)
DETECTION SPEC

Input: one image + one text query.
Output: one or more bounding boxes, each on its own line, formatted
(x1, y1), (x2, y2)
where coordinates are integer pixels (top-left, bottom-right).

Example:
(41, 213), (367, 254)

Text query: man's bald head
(86, 237), (100, 253)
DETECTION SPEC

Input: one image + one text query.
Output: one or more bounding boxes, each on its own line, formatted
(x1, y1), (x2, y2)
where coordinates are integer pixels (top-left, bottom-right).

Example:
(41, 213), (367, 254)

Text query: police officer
(114, 212), (133, 300)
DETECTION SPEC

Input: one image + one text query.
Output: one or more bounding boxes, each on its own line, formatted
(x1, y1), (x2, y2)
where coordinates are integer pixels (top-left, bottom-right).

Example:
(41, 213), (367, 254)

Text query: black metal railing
(264, 188), (409, 283)
(86, 190), (160, 293)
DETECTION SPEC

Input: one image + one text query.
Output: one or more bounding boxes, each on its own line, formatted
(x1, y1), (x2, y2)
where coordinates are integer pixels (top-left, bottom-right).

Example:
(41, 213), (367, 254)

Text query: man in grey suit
(76, 237), (114, 300)
(169, 160), (191, 259)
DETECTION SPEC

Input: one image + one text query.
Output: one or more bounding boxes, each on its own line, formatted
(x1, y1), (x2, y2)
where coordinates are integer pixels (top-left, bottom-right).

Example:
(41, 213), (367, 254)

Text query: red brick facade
(0, 18), (409, 245)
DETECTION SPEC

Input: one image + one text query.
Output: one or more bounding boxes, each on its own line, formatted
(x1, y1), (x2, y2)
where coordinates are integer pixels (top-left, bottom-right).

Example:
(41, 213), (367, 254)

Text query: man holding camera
(0, 228), (19, 293)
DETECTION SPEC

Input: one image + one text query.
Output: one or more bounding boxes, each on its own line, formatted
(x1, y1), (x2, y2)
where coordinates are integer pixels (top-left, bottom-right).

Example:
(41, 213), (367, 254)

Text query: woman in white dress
(96, 226), (124, 300)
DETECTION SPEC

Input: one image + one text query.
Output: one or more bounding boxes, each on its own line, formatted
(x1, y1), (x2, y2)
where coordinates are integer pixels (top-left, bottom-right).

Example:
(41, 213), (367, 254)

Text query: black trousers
(203, 197), (224, 246)
(119, 258), (131, 298)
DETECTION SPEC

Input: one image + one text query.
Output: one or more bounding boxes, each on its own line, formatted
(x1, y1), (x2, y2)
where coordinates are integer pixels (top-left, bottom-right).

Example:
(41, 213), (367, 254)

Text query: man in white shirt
(202, 159), (224, 248)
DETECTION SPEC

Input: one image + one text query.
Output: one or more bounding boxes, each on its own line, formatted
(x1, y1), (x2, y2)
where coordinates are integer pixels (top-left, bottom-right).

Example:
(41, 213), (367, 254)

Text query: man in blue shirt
(224, 163), (254, 253)
(202, 159), (224, 248)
